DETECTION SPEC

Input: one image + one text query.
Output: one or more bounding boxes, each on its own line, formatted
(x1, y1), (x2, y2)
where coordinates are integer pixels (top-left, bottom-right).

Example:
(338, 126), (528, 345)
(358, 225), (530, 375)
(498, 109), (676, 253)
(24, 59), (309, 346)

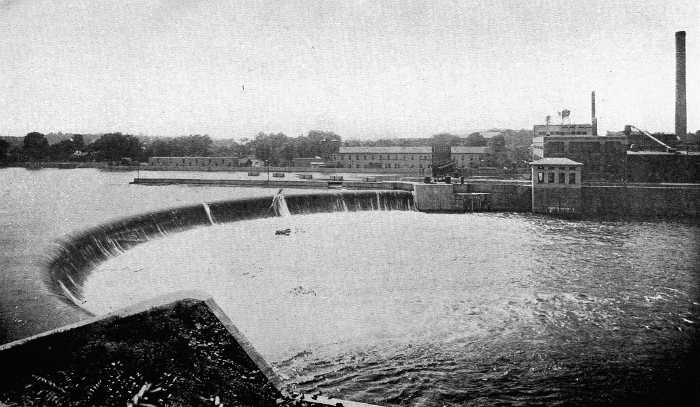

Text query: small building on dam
(529, 158), (583, 215)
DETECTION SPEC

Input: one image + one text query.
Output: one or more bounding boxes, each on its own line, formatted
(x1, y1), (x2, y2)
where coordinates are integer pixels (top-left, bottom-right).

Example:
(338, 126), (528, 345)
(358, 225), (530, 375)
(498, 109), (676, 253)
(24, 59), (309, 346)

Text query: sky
(0, 0), (698, 140)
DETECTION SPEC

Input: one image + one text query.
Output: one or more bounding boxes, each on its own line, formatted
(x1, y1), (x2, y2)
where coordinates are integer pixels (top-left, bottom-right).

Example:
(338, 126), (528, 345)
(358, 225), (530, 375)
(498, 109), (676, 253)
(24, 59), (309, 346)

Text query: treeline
(0, 132), (146, 163)
(0, 130), (343, 165)
(345, 132), (490, 147)
(0, 128), (534, 167)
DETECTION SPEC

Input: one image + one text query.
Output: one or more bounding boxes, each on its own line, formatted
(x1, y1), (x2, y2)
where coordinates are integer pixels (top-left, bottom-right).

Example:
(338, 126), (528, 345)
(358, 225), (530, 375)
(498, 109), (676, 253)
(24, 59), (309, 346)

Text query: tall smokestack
(591, 91), (597, 136)
(675, 31), (686, 139)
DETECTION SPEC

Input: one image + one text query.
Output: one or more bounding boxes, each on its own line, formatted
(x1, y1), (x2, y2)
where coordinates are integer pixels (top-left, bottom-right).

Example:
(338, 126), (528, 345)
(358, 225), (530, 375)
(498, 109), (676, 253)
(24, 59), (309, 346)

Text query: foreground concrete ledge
(0, 291), (381, 407)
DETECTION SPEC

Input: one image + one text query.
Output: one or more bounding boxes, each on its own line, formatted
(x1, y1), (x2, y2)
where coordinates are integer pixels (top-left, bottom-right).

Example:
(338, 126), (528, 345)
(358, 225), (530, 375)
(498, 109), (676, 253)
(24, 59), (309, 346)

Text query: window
(547, 172), (555, 183)
(569, 173), (576, 184)
(559, 172), (565, 183)
(537, 171), (544, 183)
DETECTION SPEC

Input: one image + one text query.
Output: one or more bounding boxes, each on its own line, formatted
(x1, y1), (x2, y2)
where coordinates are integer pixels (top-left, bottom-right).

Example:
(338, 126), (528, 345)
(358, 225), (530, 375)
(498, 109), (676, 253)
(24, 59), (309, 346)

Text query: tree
(88, 133), (143, 161)
(431, 133), (462, 146)
(465, 132), (487, 146)
(72, 134), (85, 150)
(48, 139), (78, 161)
(23, 132), (50, 160)
(0, 139), (10, 162)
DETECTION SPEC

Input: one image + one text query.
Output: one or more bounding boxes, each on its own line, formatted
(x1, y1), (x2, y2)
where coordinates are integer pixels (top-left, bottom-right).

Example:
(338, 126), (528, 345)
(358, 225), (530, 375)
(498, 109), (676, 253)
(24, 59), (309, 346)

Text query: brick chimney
(675, 31), (686, 139)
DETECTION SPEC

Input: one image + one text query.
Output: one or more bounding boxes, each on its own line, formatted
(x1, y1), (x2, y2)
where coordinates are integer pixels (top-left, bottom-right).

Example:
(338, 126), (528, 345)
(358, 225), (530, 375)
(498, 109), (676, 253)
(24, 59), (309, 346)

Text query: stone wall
(532, 187), (582, 215)
(626, 153), (700, 183)
(413, 184), (456, 211)
(582, 184), (700, 218)
(454, 182), (531, 212)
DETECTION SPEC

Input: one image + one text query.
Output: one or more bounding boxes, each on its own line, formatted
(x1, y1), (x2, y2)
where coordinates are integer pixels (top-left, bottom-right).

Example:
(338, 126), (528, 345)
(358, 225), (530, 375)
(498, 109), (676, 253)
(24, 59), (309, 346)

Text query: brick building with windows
(332, 146), (491, 172)
(531, 122), (627, 181)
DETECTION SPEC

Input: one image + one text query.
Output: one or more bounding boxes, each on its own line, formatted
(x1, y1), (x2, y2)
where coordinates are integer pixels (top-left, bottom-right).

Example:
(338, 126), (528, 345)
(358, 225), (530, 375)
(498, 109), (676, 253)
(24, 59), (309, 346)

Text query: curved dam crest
(46, 190), (415, 310)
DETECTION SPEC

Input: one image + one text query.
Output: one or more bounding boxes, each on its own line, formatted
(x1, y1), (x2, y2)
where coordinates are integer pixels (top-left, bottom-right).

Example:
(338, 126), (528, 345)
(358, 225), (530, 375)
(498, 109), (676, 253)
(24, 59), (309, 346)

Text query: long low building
(332, 146), (490, 170)
(149, 156), (241, 168)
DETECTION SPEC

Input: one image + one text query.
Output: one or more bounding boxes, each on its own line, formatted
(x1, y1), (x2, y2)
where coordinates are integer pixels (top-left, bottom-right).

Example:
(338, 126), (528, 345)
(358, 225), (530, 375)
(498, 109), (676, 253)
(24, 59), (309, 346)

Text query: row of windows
(340, 154), (483, 161)
(534, 166), (579, 171)
(546, 141), (623, 153)
(151, 158), (237, 166)
(537, 131), (591, 136)
(341, 154), (431, 161)
(342, 163), (427, 169)
(536, 171), (577, 184)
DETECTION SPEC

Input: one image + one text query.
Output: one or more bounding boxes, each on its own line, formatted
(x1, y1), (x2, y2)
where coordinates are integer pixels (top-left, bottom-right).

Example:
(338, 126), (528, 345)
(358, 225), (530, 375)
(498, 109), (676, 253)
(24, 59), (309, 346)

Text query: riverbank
(0, 291), (378, 407)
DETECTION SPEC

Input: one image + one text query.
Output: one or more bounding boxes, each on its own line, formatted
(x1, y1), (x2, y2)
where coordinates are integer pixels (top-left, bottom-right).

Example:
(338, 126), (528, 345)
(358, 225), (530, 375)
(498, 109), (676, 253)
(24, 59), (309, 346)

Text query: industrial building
(332, 146), (432, 170)
(148, 156), (240, 168)
(332, 145), (490, 171)
(531, 91), (627, 181)
(531, 31), (698, 183)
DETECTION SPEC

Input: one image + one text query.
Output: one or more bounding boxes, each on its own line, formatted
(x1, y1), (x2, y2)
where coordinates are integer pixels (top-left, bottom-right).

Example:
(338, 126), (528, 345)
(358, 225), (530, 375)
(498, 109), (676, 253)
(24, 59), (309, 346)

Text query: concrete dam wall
(47, 190), (415, 309)
(582, 184), (700, 218)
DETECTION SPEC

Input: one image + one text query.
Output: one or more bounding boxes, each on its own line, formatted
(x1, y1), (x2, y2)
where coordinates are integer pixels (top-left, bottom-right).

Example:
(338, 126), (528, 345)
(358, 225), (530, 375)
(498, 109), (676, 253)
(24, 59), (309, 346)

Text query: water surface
(81, 211), (700, 406)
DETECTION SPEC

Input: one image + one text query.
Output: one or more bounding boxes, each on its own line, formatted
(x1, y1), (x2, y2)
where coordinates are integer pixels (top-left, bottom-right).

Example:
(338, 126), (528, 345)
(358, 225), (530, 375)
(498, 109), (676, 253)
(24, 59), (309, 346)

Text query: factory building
(332, 146), (490, 171)
(149, 156), (240, 168)
(531, 91), (627, 181)
(332, 147), (432, 170)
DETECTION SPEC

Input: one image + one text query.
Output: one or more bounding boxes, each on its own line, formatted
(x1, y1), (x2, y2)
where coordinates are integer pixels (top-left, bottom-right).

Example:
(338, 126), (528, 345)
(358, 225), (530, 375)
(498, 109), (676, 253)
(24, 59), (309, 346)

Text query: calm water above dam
(81, 211), (700, 406)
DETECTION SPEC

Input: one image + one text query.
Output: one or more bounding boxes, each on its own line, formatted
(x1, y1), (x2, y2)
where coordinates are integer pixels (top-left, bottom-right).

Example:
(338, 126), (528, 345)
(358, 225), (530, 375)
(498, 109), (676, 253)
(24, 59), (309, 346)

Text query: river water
(1, 168), (699, 406)
(0, 168), (319, 341)
(82, 212), (700, 406)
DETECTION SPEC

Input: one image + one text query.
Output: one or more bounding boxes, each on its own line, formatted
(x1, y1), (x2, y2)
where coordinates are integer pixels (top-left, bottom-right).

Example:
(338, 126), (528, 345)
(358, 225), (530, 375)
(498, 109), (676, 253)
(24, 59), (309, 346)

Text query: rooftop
(530, 157), (583, 166)
(451, 146), (490, 154)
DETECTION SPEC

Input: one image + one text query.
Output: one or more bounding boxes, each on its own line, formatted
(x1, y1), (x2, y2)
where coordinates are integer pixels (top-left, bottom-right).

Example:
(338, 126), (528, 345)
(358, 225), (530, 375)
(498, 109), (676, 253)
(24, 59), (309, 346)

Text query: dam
(0, 168), (699, 406)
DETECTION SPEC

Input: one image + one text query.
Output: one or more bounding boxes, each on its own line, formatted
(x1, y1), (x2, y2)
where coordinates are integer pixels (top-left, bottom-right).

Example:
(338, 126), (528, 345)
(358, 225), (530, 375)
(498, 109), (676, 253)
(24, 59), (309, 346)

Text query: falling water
(202, 202), (216, 225)
(339, 194), (349, 212)
(272, 193), (292, 217)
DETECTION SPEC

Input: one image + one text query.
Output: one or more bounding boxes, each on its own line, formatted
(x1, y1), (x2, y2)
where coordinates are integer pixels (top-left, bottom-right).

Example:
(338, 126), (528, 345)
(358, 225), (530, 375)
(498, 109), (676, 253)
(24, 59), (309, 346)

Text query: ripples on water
(81, 212), (700, 406)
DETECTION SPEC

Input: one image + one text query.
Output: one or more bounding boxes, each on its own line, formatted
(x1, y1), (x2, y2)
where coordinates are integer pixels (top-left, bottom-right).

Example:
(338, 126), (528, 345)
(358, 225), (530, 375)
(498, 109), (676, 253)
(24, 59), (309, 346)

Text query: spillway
(47, 191), (415, 307)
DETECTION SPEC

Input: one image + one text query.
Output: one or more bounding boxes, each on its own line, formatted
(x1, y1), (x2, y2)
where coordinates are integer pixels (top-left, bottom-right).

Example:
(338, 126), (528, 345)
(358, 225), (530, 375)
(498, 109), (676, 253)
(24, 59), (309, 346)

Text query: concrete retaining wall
(131, 177), (699, 218)
(146, 164), (416, 174)
(133, 177), (416, 191)
(413, 184), (456, 211)
(582, 184), (700, 218)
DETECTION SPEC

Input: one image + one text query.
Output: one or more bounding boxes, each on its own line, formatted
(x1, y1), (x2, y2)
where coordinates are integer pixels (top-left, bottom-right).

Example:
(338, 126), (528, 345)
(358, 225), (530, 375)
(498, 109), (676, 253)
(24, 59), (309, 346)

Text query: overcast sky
(1, 0), (698, 139)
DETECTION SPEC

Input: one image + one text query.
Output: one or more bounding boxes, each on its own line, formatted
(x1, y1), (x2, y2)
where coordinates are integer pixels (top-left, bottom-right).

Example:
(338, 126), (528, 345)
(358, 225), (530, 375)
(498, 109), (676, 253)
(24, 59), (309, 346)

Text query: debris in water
(275, 228), (291, 236)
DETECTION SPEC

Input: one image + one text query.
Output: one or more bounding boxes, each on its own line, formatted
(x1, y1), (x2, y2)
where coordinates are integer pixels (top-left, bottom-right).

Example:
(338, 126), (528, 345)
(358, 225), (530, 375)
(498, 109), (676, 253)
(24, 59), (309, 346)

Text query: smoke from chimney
(675, 31), (686, 139)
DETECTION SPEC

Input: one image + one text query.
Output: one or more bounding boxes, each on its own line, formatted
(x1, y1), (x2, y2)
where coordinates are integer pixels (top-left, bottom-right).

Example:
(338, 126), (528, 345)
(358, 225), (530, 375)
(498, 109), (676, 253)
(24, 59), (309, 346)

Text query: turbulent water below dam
(79, 210), (700, 406)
